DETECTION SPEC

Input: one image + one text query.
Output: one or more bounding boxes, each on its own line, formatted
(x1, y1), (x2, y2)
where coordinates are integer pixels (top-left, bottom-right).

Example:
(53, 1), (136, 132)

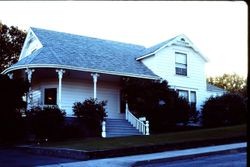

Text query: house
(2, 27), (225, 137)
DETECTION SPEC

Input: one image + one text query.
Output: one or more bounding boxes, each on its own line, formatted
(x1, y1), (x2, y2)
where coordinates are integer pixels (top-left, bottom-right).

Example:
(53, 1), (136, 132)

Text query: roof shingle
(12, 28), (159, 79)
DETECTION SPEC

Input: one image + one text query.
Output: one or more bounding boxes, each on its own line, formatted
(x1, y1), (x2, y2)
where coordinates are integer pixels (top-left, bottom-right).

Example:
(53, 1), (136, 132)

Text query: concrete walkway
(38, 142), (246, 167)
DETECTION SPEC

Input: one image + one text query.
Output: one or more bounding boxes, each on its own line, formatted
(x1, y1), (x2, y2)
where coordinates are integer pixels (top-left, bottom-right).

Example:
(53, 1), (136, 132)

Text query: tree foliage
(207, 73), (247, 97)
(121, 78), (195, 133)
(0, 22), (26, 72)
(26, 106), (66, 141)
(201, 93), (247, 128)
(0, 74), (29, 142)
(73, 98), (107, 137)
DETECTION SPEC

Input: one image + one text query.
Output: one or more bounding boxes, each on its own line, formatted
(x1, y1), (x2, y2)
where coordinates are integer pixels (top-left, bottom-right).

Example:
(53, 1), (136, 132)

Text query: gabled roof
(4, 28), (159, 80)
(207, 83), (226, 93)
(136, 37), (176, 60)
(136, 34), (208, 62)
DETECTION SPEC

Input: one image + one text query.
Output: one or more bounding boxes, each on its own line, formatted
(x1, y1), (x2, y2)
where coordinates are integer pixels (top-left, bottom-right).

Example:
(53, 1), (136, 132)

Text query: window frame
(190, 91), (197, 104)
(190, 91), (197, 110)
(175, 52), (187, 76)
(177, 89), (189, 101)
(44, 88), (57, 105)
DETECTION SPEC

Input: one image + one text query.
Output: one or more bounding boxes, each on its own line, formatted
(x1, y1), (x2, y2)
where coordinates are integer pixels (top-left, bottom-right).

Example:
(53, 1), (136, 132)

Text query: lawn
(43, 124), (246, 151)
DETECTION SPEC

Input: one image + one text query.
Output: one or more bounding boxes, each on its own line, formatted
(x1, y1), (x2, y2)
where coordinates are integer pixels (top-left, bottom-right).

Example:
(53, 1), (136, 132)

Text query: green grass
(43, 124), (246, 151)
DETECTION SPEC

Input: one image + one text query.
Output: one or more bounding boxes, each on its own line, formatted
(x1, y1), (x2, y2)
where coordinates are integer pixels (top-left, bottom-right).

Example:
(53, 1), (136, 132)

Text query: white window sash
(175, 52), (187, 64)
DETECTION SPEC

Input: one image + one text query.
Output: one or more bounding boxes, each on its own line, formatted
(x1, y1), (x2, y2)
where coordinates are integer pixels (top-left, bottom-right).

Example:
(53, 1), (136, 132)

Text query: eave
(2, 64), (160, 80)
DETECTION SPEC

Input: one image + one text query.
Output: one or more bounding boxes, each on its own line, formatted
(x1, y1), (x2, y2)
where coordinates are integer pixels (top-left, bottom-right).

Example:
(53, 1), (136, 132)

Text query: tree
(0, 22), (26, 72)
(121, 77), (194, 133)
(201, 93), (247, 127)
(207, 73), (247, 97)
(0, 74), (29, 142)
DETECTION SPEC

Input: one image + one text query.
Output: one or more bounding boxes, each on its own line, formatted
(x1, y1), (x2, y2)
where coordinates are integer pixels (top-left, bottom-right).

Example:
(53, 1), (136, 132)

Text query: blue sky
(0, 1), (247, 78)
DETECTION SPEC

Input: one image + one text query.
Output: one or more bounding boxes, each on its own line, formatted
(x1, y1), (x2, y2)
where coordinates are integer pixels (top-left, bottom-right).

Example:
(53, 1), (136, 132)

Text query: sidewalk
(38, 142), (246, 167)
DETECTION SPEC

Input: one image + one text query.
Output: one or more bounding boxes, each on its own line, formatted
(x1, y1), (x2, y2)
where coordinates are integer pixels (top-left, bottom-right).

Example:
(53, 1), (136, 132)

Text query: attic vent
(180, 38), (185, 42)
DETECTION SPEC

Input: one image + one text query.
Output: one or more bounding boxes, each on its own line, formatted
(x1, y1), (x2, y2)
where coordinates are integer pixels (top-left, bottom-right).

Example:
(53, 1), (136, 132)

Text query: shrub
(60, 117), (86, 139)
(72, 98), (107, 137)
(121, 77), (193, 133)
(201, 93), (247, 127)
(0, 74), (28, 143)
(26, 106), (66, 141)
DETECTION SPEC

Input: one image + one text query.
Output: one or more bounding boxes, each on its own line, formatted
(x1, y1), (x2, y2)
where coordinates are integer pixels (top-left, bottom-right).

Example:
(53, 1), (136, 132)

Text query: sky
(0, 1), (248, 78)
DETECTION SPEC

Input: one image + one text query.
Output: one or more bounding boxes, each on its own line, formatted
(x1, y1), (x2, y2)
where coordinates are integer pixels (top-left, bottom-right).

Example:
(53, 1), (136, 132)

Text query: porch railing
(125, 103), (149, 135)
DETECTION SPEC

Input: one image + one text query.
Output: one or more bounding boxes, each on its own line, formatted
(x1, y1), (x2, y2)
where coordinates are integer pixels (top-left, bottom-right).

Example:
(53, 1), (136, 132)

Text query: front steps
(106, 119), (142, 137)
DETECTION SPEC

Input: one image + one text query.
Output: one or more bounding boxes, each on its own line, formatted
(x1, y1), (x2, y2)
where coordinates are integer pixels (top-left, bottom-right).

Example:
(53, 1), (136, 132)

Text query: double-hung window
(175, 52), (187, 76)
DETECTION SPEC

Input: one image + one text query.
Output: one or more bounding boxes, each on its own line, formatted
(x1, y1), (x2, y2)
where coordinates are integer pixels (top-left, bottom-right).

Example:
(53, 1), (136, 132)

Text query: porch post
(25, 68), (35, 109)
(145, 121), (150, 135)
(101, 121), (106, 138)
(56, 69), (65, 109)
(91, 73), (99, 99)
(7, 73), (13, 79)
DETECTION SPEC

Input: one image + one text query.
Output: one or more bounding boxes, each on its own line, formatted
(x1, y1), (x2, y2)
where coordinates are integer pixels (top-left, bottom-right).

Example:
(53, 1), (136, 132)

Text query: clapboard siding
(141, 45), (207, 111)
(31, 78), (121, 118)
(32, 85), (42, 106)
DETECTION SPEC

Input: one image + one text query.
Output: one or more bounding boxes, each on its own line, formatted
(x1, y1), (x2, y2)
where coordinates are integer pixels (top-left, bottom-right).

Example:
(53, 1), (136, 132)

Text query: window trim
(44, 88), (57, 105)
(177, 89), (189, 101)
(190, 91), (197, 103)
(175, 52), (187, 76)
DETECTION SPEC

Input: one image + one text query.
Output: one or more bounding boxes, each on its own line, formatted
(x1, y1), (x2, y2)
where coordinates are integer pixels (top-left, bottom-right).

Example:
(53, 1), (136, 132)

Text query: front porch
(13, 68), (125, 118)
(9, 67), (150, 137)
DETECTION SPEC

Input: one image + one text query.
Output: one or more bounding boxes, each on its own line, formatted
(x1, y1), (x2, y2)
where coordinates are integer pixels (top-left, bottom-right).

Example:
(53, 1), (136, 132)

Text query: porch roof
(207, 83), (226, 93)
(4, 28), (160, 80)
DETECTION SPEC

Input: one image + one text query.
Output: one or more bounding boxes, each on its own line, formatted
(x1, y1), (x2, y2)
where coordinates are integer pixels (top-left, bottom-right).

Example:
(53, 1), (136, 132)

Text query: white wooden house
(2, 28), (225, 137)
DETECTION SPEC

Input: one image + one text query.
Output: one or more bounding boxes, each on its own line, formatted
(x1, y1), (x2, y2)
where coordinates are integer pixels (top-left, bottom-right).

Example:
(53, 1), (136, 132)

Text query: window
(190, 91), (196, 110)
(175, 52), (187, 76)
(177, 89), (189, 101)
(44, 88), (57, 105)
(190, 91), (196, 104)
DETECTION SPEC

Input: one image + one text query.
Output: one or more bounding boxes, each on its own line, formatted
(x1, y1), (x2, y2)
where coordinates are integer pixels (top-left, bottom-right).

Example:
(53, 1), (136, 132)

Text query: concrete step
(105, 118), (143, 138)
(106, 129), (140, 133)
(106, 133), (141, 138)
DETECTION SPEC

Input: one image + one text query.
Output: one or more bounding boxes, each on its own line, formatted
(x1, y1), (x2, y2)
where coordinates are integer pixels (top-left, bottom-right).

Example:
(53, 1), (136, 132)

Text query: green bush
(26, 106), (66, 141)
(72, 98), (107, 137)
(201, 93), (247, 127)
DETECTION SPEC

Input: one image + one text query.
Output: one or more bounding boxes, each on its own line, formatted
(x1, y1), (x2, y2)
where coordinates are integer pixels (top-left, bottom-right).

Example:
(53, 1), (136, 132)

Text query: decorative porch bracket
(7, 73), (13, 79)
(56, 69), (65, 109)
(25, 68), (35, 83)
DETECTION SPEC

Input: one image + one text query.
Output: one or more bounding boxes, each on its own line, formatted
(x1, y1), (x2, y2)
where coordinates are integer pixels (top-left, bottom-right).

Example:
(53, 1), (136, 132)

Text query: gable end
(19, 28), (43, 61)
(136, 34), (208, 63)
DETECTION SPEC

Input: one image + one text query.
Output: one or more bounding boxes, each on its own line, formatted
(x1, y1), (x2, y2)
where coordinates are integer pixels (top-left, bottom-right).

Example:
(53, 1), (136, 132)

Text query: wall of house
(141, 45), (208, 111)
(31, 78), (122, 118)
